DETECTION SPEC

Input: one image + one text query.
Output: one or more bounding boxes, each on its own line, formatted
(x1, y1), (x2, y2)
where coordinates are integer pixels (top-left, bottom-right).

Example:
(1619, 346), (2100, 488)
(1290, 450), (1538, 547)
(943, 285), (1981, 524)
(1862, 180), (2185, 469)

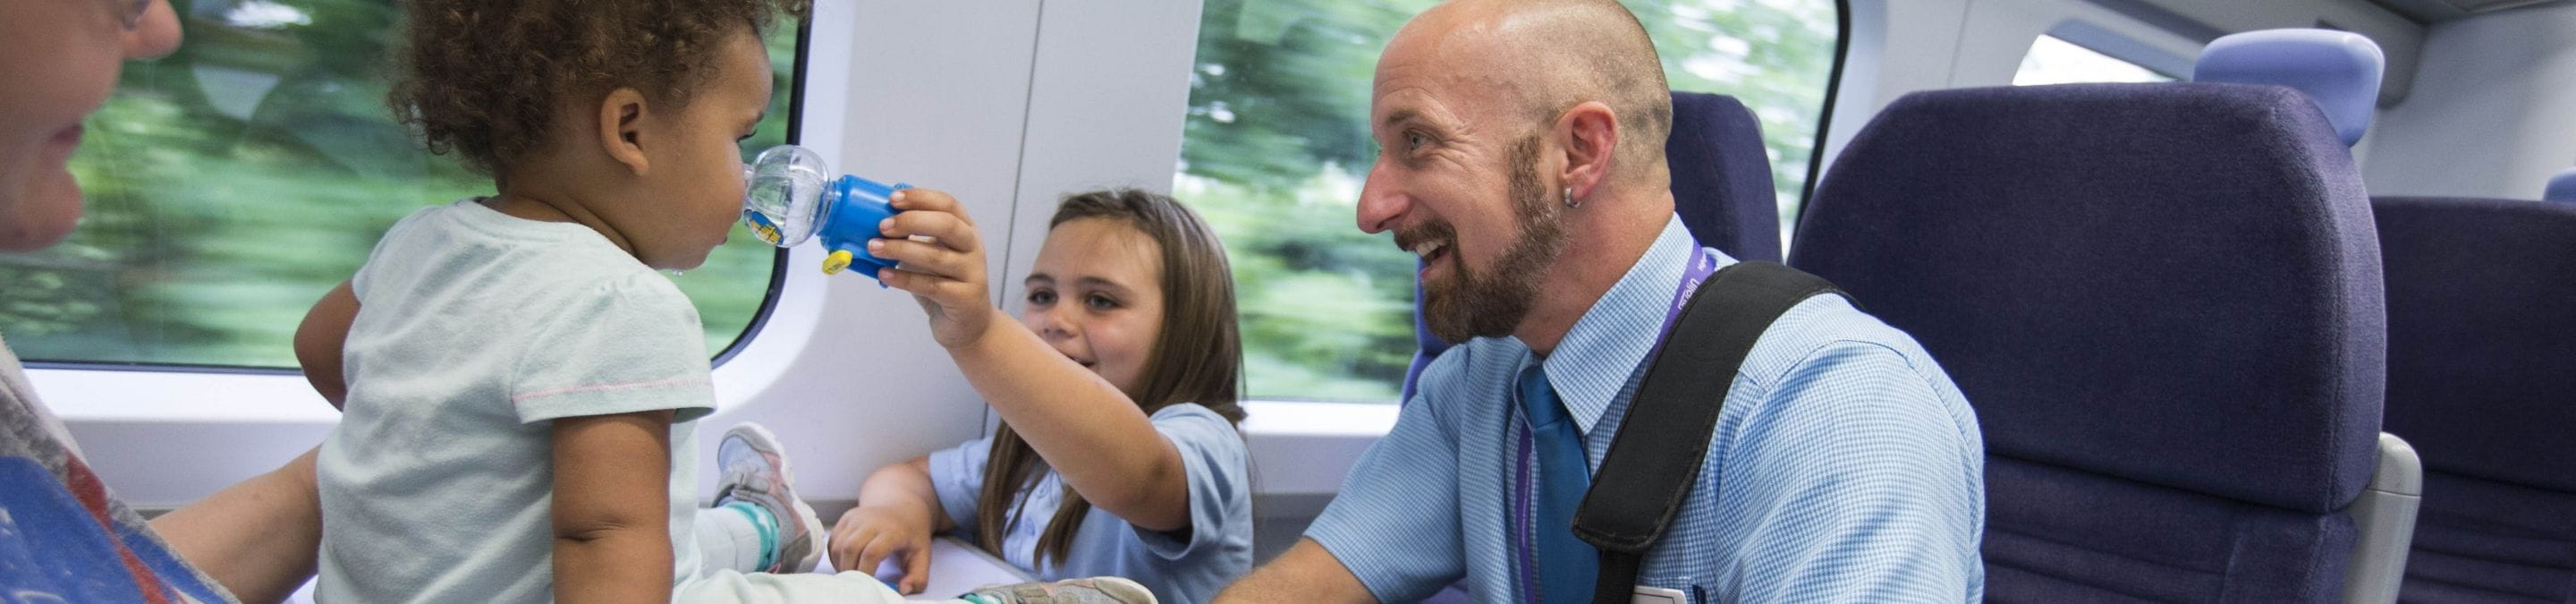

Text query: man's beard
(1407, 135), (1568, 345)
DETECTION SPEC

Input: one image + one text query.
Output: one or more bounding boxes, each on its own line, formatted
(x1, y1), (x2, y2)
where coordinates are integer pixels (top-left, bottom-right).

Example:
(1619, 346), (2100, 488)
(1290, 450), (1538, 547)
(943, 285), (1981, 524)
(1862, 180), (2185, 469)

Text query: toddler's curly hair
(389, 0), (810, 176)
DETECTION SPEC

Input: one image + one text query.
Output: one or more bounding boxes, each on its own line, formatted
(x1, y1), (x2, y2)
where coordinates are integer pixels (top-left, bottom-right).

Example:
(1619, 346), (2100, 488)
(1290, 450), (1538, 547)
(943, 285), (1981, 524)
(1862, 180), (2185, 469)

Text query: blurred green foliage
(0, 0), (1835, 401)
(1179, 0), (1839, 401)
(0, 0), (800, 367)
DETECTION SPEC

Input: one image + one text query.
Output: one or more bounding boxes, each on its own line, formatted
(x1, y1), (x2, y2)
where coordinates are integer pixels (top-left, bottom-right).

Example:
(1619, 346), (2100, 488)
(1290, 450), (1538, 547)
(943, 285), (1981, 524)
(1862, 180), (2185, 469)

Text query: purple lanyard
(1658, 245), (1724, 342)
(1510, 242), (1719, 600)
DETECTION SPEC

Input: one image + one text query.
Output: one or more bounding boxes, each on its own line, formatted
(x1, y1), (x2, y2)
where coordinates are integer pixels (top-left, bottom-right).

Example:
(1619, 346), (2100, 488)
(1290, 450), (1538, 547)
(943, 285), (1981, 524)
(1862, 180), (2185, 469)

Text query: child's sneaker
(957, 577), (1157, 604)
(714, 422), (827, 574)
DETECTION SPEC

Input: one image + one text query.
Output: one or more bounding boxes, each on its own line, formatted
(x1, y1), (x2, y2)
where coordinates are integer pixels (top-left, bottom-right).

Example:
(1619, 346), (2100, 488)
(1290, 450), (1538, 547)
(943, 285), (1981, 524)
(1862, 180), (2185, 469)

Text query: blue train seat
(2371, 195), (2576, 602)
(1788, 30), (2419, 601)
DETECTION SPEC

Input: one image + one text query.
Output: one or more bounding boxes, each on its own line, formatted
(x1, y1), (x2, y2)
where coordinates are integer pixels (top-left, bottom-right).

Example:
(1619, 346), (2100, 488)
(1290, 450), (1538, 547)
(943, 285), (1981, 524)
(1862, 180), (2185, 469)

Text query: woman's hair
(387, 0), (809, 176)
(975, 189), (1247, 568)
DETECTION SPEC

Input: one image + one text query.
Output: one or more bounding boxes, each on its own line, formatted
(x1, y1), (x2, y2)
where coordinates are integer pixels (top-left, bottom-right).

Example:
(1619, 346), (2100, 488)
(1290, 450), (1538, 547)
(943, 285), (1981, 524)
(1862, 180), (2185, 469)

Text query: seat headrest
(2193, 29), (2385, 147)
(2546, 167), (2576, 203)
(1665, 91), (1781, 262)
(1791, 83), (2385, 513)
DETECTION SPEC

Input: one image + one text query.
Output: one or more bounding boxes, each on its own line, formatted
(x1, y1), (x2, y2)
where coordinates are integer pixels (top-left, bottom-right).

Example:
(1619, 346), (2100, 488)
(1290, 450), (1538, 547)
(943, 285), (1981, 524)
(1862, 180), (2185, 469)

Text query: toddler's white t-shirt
(316, 199), (715, 603)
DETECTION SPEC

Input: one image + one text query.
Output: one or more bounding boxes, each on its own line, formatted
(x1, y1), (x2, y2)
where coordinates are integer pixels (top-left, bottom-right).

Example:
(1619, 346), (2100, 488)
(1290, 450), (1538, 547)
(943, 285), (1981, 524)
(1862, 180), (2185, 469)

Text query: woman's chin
(0, 168), (85, 252)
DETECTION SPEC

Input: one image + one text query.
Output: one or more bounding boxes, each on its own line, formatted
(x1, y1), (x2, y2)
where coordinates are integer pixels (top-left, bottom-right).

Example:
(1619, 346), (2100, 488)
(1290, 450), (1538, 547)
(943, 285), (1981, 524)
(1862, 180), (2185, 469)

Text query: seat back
(2196, 30), (2428, 604)
(2371, 196), (2576, 601)
(1402, 91), (1779, 399)
(1789, 81), (2386, 601)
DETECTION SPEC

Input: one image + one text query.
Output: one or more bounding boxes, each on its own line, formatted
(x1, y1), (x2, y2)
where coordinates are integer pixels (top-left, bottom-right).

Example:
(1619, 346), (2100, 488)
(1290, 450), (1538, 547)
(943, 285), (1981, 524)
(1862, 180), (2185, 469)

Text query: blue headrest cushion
(2546, 167), (2576, 203)
(1665, 91), (1781, 262)
(2372, 196), (2576, 491)
(2193, 29), (2385, 147)
(1790, 83), (2385, 513)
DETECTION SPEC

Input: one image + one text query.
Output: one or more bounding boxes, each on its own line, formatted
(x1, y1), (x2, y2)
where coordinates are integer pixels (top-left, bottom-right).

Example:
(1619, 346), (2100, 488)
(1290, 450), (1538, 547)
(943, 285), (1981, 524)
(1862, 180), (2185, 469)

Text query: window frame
(2012, 20), (2195, 86)
(17, 16), (814, 377)
(708, 15), (816, 369)
(1794, 0), (1857, 223)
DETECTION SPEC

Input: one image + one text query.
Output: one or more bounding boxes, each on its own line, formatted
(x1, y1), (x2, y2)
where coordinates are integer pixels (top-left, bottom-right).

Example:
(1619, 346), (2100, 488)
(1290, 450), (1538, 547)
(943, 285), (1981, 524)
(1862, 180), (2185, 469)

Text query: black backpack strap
(1572, 261), (1844, 604)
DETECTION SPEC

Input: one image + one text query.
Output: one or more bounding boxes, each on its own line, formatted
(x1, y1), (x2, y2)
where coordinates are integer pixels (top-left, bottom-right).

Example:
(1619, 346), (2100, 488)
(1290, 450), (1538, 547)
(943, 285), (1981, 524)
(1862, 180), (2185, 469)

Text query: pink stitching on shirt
(512, 376), (706, 402)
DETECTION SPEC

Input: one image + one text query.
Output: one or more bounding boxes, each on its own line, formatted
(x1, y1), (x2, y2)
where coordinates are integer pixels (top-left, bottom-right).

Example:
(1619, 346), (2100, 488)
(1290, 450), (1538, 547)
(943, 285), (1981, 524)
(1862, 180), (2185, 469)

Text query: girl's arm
(831, 456), (950, 592)
(550, 410), (674, 604)
(870, 189), (1193, 532)
(948, 311), (1192, 531)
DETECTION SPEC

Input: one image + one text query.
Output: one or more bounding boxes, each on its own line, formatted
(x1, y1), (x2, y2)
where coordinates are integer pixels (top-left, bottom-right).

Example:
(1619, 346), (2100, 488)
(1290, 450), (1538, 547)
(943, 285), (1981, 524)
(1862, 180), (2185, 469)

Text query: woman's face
(0, 0), (180, 251)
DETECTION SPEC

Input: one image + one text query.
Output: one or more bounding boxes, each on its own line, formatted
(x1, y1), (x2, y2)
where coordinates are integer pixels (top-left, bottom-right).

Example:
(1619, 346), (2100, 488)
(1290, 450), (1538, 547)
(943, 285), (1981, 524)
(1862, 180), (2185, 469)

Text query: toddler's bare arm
(551, 410), (676, 604)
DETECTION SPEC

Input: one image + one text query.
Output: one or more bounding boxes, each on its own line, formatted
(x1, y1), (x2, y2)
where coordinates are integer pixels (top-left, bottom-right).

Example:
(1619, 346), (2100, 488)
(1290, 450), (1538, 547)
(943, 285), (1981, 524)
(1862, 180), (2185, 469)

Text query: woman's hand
(829, 504), (936, 594)
(872, 189), (996, 349)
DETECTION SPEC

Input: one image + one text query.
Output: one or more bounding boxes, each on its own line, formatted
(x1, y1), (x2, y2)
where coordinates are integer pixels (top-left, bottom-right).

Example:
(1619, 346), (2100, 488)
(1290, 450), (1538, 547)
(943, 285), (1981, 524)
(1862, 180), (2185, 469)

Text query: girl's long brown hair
(974, 189), (1247, 568)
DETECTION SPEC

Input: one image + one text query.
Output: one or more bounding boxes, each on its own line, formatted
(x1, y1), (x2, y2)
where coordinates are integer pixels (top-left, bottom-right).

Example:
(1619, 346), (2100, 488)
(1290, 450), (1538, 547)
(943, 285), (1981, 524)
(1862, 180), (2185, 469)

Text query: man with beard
(1216, 1), (1985, 602)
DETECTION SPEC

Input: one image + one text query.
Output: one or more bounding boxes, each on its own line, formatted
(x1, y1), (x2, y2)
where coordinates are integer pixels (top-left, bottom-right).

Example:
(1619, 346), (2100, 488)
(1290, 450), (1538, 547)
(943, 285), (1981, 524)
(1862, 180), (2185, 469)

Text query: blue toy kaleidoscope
(740, 144), (909, 278)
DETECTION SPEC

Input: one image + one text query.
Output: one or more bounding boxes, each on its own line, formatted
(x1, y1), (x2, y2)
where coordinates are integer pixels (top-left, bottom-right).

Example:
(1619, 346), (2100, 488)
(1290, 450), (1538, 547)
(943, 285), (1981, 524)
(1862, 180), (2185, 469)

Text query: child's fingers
(877, 267), (984, 308)
(855, 536), (905, 579)
(899, 546), (933, 594)
(879, 207), (981, 255)
(826, 515), (869, 572)
(877, 267), (968, 313)
(888, 188), (969, 220)
(870, 237), (977, 282)
(829, 539), (860, 573)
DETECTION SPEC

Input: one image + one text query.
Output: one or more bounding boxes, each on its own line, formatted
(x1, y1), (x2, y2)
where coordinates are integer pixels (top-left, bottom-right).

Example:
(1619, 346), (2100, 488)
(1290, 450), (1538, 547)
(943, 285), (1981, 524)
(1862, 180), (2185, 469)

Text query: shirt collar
(1538, 216), (1734, 435)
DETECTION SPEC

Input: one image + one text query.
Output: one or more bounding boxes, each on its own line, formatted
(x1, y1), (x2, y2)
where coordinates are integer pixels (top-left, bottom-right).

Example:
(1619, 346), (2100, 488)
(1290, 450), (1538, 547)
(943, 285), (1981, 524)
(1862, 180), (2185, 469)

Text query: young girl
(302, 1), (1148, 602)
(830, 190), (1255, 603)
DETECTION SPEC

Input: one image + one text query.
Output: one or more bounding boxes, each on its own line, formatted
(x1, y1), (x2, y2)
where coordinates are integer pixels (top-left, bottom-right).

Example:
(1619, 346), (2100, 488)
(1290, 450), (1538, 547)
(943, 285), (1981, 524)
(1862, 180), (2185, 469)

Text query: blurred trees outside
(0, 0), (801, 367)
(1179, 0), (1838, 401)
(0, 0), (1839, 403)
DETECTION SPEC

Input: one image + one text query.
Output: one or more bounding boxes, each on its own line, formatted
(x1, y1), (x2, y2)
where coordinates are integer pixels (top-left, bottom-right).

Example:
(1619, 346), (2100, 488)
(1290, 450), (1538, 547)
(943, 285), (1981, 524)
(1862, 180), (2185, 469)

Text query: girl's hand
(872, 189), (995, 349)
(828, 505), (935, 594)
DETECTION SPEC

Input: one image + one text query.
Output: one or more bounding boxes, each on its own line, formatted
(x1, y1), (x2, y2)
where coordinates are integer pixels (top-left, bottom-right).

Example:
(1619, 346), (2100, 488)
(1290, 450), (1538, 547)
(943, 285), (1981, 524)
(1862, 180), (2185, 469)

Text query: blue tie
(1521, 366), (1597, 603)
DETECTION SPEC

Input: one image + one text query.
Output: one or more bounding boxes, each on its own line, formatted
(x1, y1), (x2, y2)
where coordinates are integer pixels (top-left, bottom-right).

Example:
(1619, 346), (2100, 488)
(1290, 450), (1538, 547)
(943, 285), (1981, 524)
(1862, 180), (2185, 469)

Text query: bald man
(1216, 2), (1984, 602)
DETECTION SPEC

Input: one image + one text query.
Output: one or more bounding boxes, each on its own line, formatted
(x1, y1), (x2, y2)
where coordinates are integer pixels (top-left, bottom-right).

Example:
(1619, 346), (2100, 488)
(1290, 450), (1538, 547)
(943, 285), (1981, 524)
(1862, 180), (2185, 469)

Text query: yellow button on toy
(822, 250), (853, 276)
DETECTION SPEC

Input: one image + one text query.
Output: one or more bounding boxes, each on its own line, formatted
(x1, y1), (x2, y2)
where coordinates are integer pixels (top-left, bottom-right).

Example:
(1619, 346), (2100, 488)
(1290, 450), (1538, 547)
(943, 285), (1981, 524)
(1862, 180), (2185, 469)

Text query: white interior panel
(2361, 1), (2576, 200)
(691, 0), (1049, 499)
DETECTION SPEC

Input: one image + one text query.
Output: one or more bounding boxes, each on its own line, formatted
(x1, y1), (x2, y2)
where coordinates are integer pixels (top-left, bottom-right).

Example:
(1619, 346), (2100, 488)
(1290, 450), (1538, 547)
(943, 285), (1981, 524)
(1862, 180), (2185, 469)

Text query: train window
(2014, 34), (2177, 86)
(1178, 0), (1844, 402)
(0, 4), (802, 370)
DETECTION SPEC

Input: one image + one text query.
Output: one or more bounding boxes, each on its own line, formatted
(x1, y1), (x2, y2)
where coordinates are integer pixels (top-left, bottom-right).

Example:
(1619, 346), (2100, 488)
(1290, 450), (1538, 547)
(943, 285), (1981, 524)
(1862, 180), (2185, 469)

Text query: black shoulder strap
(1572, 261), (1844, 604)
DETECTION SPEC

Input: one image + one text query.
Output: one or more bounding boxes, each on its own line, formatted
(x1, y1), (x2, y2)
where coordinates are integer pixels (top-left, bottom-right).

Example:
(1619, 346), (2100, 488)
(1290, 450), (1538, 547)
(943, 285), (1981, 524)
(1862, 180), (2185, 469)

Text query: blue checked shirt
(1306, 217), (1986, 603)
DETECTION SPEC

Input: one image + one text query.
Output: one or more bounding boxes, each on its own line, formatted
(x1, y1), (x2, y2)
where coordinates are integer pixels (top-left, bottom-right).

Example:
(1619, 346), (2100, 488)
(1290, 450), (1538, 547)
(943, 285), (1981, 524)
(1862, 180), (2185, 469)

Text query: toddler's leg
(712, 423), (828, 574)
(691, 505), (771, 574)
